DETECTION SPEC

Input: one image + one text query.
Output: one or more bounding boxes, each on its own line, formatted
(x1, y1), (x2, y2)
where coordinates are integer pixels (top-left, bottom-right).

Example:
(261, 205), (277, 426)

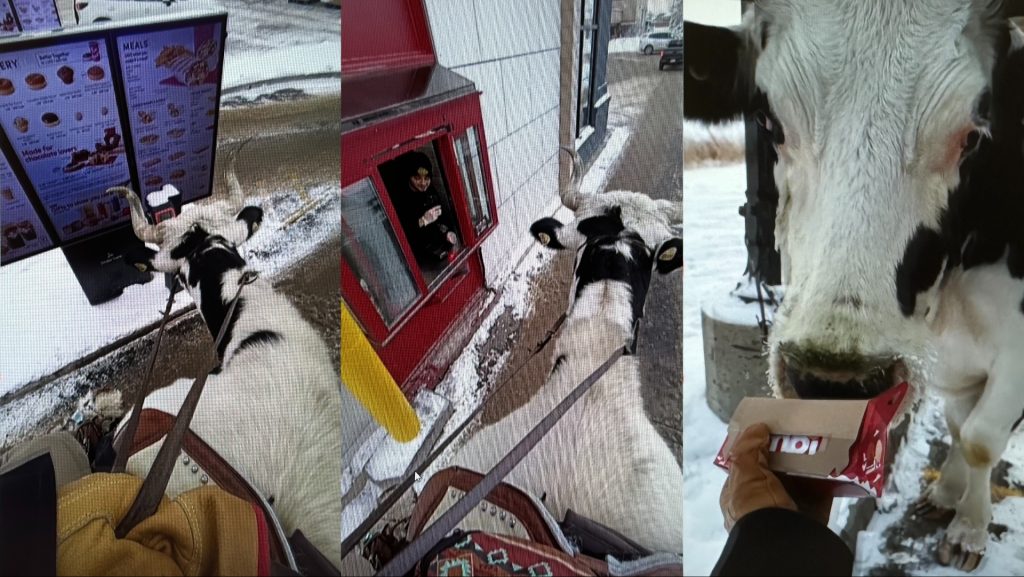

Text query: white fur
(452, 190), (684, 554)
(756, 0), (998, 377)
(743, 0), (1023, 562)
(114, 194), (341, 568)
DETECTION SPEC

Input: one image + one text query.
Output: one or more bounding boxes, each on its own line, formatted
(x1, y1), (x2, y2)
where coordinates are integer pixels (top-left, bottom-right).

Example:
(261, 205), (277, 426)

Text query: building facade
(424, 0), (610, 287)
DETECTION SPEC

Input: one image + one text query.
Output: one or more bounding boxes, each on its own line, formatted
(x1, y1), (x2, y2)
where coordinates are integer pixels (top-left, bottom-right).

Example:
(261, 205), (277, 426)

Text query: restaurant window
(341, 178), (421, 327)
(453, 127), (492, 235)
(380, 142), (464, 287)
(577, 0), (599, 138)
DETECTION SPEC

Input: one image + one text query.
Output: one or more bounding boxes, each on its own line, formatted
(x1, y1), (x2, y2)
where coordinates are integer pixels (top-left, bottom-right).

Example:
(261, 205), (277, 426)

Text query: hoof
(937, 537), (984, 572)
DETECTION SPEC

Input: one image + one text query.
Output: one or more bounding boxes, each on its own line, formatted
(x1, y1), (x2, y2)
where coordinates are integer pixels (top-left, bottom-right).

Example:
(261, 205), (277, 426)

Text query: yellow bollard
(341, 304), (420, 443)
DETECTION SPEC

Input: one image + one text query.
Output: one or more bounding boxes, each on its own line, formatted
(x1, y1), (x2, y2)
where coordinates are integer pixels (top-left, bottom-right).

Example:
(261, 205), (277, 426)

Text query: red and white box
(713, 382), (911, 498)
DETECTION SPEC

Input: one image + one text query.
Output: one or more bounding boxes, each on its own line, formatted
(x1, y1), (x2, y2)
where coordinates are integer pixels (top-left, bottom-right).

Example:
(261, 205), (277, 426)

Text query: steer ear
(654, 238), (683, 274)
(684, 20), (756, 123)
(530, 217), (580, 250)
(235, 206), (264, 241)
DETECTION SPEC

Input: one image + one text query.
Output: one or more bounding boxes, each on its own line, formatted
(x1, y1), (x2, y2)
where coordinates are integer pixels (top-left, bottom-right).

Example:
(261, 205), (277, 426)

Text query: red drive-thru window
(342, 0), (499, 394)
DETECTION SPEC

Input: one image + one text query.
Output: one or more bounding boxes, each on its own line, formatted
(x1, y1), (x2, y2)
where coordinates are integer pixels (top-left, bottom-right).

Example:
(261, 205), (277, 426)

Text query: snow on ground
(0, 183), (338, 407)
(1, 0), (339, 398)
(854, 398), (1024, 576)
(682, 160), (1024, 575)
(222, 41), (339, 92)
(609, 37), (641, 54)
(682, 162), (750, 575)
(0, 253), (194, 397)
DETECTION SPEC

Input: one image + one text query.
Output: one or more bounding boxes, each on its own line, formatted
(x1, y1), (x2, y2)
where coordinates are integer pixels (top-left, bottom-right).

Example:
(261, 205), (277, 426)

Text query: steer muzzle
(778, 343), (905, 400)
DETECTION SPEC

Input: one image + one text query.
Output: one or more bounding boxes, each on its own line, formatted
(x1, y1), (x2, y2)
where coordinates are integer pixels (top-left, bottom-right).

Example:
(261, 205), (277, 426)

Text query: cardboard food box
(713, 382), (910, 498)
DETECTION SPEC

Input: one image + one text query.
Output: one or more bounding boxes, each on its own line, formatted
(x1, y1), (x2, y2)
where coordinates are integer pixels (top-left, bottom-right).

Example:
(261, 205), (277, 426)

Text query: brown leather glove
(719, 423), (798, 531)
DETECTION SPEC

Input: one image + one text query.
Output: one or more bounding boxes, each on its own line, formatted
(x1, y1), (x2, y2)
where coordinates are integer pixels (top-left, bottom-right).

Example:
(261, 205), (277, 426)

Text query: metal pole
(739, 0), (781, 290)
(559, 0), (582, 192)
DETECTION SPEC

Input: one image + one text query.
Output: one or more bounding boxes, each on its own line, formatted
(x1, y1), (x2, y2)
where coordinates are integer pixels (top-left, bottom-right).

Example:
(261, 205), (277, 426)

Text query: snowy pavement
(1, 183), (340, 449)
(2, 0), (339, 401)
(682, 160), (1024, 576)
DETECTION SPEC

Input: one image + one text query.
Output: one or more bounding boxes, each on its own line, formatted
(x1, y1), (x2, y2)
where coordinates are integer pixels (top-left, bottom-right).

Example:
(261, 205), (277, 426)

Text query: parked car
(639, 31), (674, 55)
(72, 0), (219, 25)
(658, 39), (682, 70)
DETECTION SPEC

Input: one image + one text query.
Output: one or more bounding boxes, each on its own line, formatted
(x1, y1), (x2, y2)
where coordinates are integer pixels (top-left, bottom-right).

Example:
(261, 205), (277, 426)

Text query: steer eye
(961, 129), (983, 157)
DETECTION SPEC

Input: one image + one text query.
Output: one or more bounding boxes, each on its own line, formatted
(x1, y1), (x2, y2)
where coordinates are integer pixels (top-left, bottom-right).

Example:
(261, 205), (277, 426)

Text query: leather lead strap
(115, 271), (258, 538)
(111, 275), (180, 473)
(339, 310), (569, 560)
(375, 345), (628, 577)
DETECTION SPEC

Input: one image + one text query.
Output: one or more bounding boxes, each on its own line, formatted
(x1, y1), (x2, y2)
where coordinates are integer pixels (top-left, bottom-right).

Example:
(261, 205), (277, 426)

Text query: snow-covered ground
(682, 160), (1024, 575)
(1, 1), (338, 399)
(609, 37), (641, 54)
(0, 183), (339, 441)
(682, 163), (750, 575)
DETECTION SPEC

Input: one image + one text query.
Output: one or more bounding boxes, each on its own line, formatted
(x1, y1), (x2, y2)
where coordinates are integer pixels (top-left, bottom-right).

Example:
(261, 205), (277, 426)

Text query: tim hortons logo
(768, 434), (823, 455)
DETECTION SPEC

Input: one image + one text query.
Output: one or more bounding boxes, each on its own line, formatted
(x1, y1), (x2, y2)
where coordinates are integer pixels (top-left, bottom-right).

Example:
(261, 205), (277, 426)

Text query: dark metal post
(739, 1), (781, 289)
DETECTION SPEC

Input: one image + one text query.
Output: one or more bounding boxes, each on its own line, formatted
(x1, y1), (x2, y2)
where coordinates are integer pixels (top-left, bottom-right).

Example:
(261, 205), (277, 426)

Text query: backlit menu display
(0, 38), (132, 242)
(1, 2), (17, 38)
(116, 22), (223, 203)
(1, 149), (54, 262)
(11, 0), (60, 33)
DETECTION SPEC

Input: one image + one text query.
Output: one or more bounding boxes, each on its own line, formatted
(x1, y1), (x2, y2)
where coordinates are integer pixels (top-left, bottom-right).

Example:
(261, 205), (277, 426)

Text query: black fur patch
(942, 41), (1024, 291)
(170, 226), (210, 261)
(186, 239), (247, 358)
(235, 330), (282, 354)
(530, 218), (566, 249)
(576, 206), (624, 239)
(551, 354), (567, 375)
(683, 21), (755, 123)
(895, 226), (946, 316)
(236, 206), (264, 240)
(574, 232), (654, 324)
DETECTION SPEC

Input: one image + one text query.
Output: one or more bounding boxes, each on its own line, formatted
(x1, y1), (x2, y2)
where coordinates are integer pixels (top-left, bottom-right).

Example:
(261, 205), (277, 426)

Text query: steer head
(685, 0), (1024, 399)
(530, 148), (683, 329)
(115, 147), (263, 296)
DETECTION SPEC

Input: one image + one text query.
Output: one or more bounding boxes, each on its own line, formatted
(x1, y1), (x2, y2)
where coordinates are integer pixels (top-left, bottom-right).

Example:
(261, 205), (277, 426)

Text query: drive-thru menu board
(0, 38), (133, 242)
(10, 0), (61, 33)
(1, 150), (53, 260)
(1, 2), (18, 38)
(116, 22), (222, 203)
(0, 11), (226, 265)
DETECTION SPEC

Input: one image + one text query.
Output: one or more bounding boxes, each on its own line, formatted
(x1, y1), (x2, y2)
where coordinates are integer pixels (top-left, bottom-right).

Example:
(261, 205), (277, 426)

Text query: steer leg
(915, 392), (978, 519)
(939, 360), (1024, 572)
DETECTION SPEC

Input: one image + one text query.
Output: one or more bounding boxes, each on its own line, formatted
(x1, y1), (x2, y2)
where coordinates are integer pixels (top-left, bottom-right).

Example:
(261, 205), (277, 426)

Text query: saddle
(111, 408), (339, 576)
(364, 467), (683, 577)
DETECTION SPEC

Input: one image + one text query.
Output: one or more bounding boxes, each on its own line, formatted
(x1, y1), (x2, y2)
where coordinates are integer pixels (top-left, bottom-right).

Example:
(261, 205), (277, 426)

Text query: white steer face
(684, 0), (1022, 399)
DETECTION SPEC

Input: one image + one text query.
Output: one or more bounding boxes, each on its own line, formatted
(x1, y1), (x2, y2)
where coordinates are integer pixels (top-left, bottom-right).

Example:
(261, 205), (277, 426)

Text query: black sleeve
(711, 508), (853, 577)
(390, 192), (422, 237)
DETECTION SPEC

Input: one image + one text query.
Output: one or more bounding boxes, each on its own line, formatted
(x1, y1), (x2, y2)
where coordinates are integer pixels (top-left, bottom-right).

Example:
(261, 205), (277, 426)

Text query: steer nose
(779, 344), (902, 400)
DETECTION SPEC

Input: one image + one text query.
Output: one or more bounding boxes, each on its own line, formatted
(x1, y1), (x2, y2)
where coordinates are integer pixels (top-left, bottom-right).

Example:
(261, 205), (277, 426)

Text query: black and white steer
(451, 152), (684, 554)
(105, 162), (342, 568)
(685, 0), (1024, 570)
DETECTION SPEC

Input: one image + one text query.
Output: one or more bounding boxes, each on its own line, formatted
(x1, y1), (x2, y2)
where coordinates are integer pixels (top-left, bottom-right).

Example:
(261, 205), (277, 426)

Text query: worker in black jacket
(713, 423), (854, 576)
(390, 151), (459, 265)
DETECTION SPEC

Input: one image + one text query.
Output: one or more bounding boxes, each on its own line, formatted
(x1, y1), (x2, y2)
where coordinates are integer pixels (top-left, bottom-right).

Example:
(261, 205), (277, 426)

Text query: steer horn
(111, 186), (163, 244)
(558, 145), (583, 211)
(224, 138), (251, 212)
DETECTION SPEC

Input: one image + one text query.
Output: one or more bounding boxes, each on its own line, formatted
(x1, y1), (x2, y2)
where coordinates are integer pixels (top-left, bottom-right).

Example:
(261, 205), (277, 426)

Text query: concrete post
(700, 0), (778, 422)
